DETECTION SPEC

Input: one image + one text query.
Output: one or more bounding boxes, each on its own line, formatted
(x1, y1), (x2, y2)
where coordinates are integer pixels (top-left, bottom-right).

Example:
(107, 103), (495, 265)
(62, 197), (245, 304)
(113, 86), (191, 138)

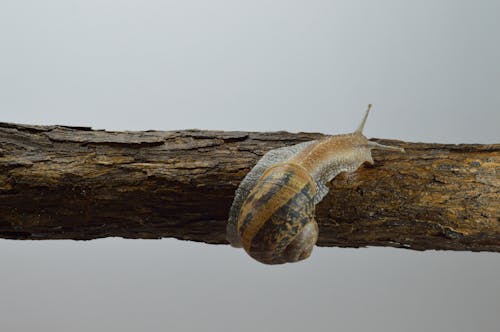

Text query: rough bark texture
(0, 122), (498, 251)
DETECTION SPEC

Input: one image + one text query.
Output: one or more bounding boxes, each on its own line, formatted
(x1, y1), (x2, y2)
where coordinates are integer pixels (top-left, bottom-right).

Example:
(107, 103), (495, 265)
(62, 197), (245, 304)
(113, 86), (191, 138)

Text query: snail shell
(237, 162), (317, 264)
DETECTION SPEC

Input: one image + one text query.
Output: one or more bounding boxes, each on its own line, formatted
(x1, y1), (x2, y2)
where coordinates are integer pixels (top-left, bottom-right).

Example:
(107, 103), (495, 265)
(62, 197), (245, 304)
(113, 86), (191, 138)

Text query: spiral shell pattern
(237, 162), (318, 264)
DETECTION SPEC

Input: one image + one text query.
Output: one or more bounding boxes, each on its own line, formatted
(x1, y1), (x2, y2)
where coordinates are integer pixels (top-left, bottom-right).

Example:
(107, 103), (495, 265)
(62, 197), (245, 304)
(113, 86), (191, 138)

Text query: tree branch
(0, 122), (498, 251)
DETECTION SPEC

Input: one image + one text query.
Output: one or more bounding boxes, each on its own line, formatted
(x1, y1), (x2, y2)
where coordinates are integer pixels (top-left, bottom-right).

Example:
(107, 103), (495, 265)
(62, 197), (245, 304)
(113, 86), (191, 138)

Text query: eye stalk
(355, 103), (372, 135)
(368, 140), (405, 152)
(356, 104), (405, 153)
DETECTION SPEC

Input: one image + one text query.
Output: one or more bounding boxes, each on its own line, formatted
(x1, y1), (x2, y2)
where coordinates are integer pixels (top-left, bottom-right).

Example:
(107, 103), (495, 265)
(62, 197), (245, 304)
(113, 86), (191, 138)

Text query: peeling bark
(0, 122), (498, 251)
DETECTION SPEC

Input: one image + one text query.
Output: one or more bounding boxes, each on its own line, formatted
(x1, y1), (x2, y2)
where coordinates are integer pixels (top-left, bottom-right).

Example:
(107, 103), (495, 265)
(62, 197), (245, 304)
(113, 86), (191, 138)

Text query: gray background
(0, 1), (499, 331)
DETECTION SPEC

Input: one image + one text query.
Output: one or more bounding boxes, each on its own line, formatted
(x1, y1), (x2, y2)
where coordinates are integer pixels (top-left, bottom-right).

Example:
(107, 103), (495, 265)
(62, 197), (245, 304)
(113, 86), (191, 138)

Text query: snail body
(227, 106), (404, 264)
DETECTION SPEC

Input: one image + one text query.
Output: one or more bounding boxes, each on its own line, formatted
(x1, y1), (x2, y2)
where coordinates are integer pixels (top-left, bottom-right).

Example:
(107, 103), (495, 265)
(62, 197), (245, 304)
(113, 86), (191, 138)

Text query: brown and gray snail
(226, 105), (404, 264)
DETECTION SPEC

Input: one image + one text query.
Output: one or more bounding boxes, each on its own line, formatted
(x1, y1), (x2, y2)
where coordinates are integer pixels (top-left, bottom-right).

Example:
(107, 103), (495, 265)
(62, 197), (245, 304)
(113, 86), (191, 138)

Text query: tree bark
(0, 122), (498, 251)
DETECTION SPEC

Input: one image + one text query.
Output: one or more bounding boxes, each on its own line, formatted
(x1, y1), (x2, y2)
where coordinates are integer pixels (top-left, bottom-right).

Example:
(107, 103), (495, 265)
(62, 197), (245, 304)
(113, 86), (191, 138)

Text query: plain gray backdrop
(0, 1), (499, 331)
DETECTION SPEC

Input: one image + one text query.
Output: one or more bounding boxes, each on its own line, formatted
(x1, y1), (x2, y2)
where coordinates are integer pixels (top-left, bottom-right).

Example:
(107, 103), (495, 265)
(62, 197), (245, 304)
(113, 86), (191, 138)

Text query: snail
(226, 105), (404, 264)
